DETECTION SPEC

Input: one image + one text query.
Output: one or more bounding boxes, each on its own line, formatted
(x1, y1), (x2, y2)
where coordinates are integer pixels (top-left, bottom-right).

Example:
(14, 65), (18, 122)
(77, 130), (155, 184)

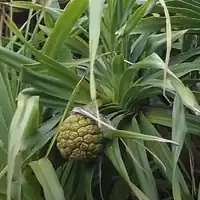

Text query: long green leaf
(169, 46), (200, 65)
(146, 30), (188, 55)
(21, 88), (68, 108)
(6, 18), (89, 89)
(0, 62), (15, 110)
(89, 0), (105, 102)
(20, 68), (72, 98)
(23, 114), (61, 162)
(172, 94), (187, 200)
(20, 66), (90, 105)
(145, 63), (200, 80)
(61, 162), (83, 200)
(172, 94), (188, 168)
(43, 0), (88, 58)
(111, 54), (125, 101)
(124, 53), (200, 115)
(110, 129), (178, 145)
(5, 0), (62, 18)
(133, 16), (200, 33)
(72, 164), (86, 200)
(116, 0), (153, 37)
(0, 109), (9, 150)
(145, 107), (200, 136)
(0, 46), (35, 71)
(29, 158), (65, 200)
(5, 1), (43, 10)
(123, 117), (159, 200)
(7, 94), (39, 200)
(85, 167), (94, 200)
(0, 74), (14, 127)
(105, 139), (150, 200)
(0, 147), (7, 171)
(139, 112), (191, 197)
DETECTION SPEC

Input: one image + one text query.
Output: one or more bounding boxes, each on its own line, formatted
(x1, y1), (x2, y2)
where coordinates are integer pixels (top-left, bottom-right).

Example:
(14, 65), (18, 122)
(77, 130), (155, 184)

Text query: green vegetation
(1, 0), (200, 199)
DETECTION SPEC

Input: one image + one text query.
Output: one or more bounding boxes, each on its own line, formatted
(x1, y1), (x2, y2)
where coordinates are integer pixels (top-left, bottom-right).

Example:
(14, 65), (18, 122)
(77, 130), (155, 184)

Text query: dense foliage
(1, 0), (200, 200)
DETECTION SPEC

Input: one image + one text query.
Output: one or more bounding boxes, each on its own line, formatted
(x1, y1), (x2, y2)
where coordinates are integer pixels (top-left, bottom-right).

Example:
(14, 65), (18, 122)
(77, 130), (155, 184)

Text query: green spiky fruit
(56, 113), (104, 160)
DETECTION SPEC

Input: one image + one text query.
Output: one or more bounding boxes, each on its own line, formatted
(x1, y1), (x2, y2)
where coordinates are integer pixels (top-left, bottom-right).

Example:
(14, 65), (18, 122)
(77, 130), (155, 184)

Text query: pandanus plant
(1, 0), (200, 200)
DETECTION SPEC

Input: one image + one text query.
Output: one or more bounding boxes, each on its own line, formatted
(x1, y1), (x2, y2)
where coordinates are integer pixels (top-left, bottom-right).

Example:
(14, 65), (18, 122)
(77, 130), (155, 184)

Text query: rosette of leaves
(1, 0), (200, 200)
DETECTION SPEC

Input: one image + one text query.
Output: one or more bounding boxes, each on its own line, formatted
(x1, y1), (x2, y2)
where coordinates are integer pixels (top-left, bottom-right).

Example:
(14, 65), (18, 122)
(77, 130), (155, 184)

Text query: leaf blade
(43, 0), (88, 58)
(29, 158), (65, 200)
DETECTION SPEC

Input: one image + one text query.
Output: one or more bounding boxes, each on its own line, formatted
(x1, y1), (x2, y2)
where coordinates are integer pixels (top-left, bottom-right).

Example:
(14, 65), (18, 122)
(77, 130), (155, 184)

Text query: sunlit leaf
(43, 0), (88, 58)
(110, 128), (178, 145)
(7, 94), (39, 200)
(89, 0), (105, 102)
(30, 157), (65, 200)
